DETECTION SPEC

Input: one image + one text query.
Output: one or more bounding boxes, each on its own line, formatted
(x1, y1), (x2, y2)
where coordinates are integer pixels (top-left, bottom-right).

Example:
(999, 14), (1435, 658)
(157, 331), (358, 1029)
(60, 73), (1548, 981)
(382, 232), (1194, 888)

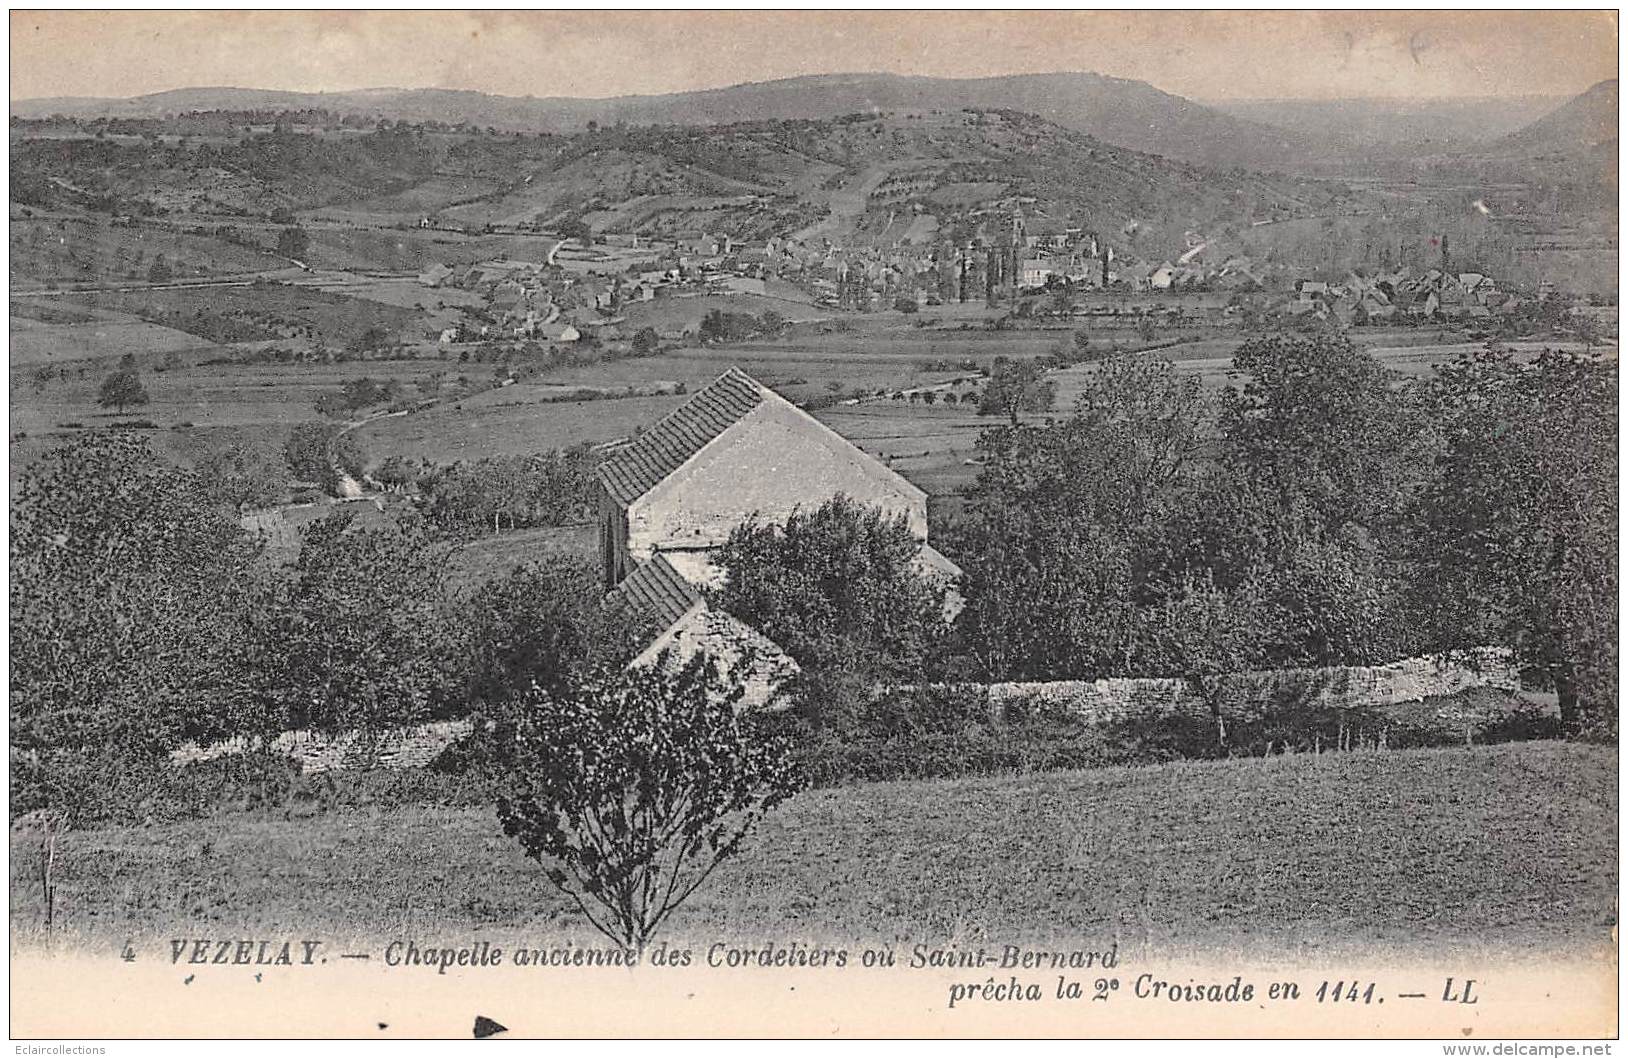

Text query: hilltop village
(421, 214), (1546, 347)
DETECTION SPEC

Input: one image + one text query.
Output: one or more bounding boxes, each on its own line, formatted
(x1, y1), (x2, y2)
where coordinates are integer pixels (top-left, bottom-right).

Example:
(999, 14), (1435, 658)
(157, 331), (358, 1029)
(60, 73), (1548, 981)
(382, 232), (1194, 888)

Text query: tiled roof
(605, 553), (703, 631)
(913, 543), (965, 583)
(597, 368), (766, 506)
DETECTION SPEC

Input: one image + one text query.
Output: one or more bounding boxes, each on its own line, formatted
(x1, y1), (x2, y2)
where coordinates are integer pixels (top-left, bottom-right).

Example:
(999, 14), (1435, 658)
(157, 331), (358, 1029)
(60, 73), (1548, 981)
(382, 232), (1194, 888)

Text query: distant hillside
(1466, 81), (1619, 199)
(9, 109), (1365, 263)
(1490, 80), (1618, 156)
(1215, 95), (1566, 150)
(12, 72), (1324, 174)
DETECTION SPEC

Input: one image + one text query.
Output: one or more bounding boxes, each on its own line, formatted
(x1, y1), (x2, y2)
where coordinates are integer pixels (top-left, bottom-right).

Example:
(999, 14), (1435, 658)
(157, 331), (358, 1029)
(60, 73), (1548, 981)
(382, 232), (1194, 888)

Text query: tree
(559, 219), (593, 246)
(710, 496), (949, 683)
(631, 327), (661, 355)
(977, 357), (1055, 423)
(497, 655), (801, 952)
(1201, 333), (1426, 668)
(96, 369), (149, 414)
(460, 558), (640, 711)
(275, 225), (309, 261)
(11, 435), (267, 814)
(1218, 332), (1417, 531)
(348, 326), (391, 357)
(196, 443), (285, 511)
(274, 511), (456, 742)
(698, 309), (757, 345)
(147, 255), (172, 284)
(1412, 347), (1617, 730)
(417, 450), (598, 536)
(951, 494), (1137, 681)
(952, 356), (1205, 680)
(283, 422), (362, 496)
(894, 297), (919, 314)
(1073, 355), (1205, 520)
(1139, 571), (1276, 747)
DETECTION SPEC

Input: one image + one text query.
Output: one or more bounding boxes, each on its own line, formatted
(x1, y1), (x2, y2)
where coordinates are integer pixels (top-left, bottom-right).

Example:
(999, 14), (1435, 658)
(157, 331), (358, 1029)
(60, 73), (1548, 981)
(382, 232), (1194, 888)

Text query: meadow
(10, 312), (212, 367)
(10, 213), (279, 288)
(10, 741), (1615, 958)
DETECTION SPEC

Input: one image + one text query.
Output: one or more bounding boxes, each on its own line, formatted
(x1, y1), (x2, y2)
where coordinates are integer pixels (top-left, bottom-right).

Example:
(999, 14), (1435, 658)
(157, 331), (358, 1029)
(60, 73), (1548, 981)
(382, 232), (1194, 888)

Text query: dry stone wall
(170, 652), (1520, 773)
(986, 650), (1520, 724)
(170, 719), (475, 774)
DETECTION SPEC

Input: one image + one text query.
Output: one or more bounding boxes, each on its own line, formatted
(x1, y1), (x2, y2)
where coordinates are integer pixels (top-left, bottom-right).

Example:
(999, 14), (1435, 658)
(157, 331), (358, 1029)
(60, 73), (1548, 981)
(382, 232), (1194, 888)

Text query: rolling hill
(1490, 79), (1618, 157)
(12, 71), (1326, 174)
(10, 108), (1366, 262)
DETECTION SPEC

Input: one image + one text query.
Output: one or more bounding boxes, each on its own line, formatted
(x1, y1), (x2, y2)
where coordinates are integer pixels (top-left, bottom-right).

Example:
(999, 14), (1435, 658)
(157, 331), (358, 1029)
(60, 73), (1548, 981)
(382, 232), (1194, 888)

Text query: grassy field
(10, 313), (215, 367)
(446, 524), (600, 587)
(10, 215), (277, 288)
(298, 226), (566, 272)
(10, 274), (1614, 507)
(11, 742), (1615, 958)
(63, 283), (430, 347)
(358, 391), (689, 462)
(11, 357), (453, 435)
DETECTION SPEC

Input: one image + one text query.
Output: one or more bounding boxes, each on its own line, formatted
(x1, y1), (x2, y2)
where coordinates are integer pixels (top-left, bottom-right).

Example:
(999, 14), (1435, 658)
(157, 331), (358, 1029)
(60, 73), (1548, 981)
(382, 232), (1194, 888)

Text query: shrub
(497, 656), (802, 951)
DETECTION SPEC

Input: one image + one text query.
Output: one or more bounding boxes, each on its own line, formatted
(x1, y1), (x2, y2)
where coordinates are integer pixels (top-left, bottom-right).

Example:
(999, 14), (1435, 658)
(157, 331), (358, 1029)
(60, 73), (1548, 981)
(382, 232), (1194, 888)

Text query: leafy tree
(373, 454), (423, 492)
(147, 255), (172, 284)
(275, 225), (309, 260)
(1412, 347), (1617, 729)
(894, 297), (919, 314)
(977, 356), (1055, 423)
(951, 495), (1136, 681)
(283, 423), (363, 496)
(11, 435), (266, 812)
(274, 511), (456, 742)
(96, 369), (149, 414)
(953, 356), (1203, 679)
(1139, 571), (1276, 746)
(497, 655), (802, 952)
(1218, 332), (1417, 531)
(1196, 333), (1427, 667)
(559, 219), (593, 246)
(196, 443), (286, 511)
(418, 449), (598, 536)
(698, 309), (758, 345)
(460, 558), (640, 711)
(1073, 355), (1204, 520)
(348, 326), (392, 358)
(1072, 329), (1094, 361)
(631, 327), (661, 355)
(710, 496), (949, 683)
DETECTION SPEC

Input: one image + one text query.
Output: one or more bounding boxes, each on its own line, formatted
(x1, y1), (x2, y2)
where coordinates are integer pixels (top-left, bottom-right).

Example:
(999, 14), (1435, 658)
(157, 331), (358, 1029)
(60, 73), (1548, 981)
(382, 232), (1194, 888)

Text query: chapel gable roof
(604, 552), (704, 631)
(597, 368), (766, 506)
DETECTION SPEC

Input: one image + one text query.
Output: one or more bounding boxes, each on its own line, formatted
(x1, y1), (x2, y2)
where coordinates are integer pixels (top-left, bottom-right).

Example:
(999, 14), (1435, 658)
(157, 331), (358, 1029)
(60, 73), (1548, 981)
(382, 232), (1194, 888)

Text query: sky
(9, 9), (1620, 104)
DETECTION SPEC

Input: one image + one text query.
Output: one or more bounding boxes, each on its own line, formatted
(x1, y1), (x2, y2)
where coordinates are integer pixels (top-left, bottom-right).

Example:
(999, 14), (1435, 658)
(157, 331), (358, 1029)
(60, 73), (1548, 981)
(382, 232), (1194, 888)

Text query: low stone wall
(169, 719), (475, 774)
(170, 652), (1520, 773)
(986, 649), (1520, 725)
